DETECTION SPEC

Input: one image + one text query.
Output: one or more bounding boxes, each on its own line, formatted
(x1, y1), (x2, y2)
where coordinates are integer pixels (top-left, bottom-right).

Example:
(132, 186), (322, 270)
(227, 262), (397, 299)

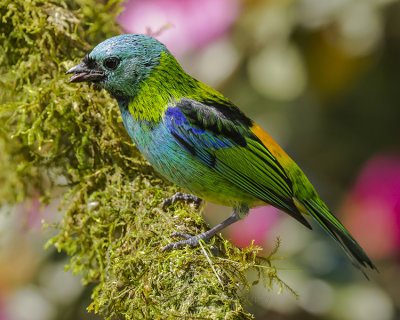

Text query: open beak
(66, 61), (105, 83)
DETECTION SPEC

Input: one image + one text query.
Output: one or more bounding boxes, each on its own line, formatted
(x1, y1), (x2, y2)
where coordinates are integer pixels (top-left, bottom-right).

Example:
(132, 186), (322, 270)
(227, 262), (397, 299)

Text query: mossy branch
(0, 0), (295, 318)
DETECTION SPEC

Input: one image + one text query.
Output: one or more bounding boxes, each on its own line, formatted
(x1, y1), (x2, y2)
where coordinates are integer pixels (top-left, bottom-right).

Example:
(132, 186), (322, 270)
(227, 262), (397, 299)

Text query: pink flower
(117, 0), (241, 56)
(341, 153), (400, 259)
(229, 206), (280, 249)
(17, 196), (58, 232)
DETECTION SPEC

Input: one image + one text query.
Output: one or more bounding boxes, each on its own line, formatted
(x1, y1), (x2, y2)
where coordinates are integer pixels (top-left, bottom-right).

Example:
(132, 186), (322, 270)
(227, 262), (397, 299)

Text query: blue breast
(119, 103), (207, 188)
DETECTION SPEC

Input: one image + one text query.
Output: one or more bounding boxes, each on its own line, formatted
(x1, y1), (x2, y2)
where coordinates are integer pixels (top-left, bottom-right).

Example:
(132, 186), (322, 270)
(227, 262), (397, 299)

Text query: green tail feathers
(301, 198), (377, 273)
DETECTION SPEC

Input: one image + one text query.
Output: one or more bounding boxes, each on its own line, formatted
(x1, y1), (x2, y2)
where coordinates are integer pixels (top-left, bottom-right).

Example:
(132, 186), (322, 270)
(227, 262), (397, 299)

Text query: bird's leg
(162, 207), (242, 252)
(162, 192), (202, 209)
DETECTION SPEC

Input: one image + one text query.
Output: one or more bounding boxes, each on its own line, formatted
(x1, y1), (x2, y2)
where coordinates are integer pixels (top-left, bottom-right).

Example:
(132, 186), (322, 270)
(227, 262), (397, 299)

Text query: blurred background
(1, 0), (400, 319)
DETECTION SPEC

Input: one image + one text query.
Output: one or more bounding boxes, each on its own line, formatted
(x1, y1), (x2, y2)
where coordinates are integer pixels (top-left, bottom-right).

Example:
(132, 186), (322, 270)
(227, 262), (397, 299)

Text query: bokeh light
(117, 0), (241, 56)
(342, 153), (400, 259)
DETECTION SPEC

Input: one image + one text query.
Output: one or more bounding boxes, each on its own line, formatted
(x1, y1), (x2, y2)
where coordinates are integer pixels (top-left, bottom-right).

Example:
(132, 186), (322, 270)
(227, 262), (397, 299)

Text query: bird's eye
(103, 57), (120, 71)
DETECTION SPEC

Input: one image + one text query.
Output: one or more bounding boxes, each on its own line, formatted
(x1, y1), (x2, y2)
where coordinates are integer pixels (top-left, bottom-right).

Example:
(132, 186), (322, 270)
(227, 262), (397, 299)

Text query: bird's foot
(162, 207), (243, 252)
(162, 232), (210, 252)
(162, 192), (202, 210)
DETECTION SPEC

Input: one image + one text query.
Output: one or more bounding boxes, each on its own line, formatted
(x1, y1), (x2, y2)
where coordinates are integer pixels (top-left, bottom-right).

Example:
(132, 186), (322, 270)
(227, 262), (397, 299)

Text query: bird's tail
(300, 197), (377, 275)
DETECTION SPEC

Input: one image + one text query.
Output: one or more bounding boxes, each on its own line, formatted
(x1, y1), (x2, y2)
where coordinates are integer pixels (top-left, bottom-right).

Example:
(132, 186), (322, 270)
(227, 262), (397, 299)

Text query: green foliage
(0, 0), (294, 318)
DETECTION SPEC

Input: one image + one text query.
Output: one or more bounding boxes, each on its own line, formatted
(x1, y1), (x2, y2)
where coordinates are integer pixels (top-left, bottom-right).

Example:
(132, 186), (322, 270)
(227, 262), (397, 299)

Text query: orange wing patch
(250, 122), (293, 167)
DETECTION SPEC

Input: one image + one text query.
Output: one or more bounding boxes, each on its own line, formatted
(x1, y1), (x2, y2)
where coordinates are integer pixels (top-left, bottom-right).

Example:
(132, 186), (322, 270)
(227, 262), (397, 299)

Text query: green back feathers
(129, 52), (230, 122)
(128, 52), (196, 121)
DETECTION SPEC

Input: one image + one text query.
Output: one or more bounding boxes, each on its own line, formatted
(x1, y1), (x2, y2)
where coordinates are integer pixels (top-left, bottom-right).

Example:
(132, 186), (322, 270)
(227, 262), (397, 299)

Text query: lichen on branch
(0, 0), (295, 319)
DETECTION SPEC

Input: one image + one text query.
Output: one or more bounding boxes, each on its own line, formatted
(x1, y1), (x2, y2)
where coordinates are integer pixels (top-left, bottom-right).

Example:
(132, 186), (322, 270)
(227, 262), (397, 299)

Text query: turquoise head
(66, 34), (169, 99)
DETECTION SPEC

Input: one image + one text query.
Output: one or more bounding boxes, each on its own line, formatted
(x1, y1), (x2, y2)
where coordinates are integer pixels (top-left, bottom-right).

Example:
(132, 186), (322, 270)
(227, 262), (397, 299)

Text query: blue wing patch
(164, 105), (234, 168)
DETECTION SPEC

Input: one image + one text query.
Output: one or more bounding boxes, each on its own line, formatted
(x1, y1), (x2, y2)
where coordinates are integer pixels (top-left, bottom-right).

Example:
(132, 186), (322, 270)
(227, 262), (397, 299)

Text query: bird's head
(66, 34), (169, 99)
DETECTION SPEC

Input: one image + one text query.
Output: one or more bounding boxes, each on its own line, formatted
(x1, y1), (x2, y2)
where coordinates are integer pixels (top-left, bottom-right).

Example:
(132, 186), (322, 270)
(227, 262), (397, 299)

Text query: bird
(66, 34), (376, 275)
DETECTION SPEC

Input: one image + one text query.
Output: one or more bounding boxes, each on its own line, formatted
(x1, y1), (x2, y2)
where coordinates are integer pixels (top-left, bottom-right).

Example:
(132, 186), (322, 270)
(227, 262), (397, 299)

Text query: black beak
(66, 61), (105, 83)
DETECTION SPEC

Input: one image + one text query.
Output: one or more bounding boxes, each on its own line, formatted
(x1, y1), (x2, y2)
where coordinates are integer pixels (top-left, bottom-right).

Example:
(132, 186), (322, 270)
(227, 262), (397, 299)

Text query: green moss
(0, 0), (295, 318)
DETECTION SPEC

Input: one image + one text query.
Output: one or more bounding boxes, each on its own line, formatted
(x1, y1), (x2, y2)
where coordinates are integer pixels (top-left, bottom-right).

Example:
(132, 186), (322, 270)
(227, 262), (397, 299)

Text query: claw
(170, 232), (192, 239)
(162, 233), (220, 256)
(162, 207), (242, 252)
(162, 192), (202, 210)
(162, 234), (202, 252)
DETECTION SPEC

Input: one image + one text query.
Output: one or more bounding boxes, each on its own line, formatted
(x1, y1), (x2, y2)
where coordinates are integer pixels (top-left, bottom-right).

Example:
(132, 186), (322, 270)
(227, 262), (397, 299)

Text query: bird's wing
(164, 98), (311, 228)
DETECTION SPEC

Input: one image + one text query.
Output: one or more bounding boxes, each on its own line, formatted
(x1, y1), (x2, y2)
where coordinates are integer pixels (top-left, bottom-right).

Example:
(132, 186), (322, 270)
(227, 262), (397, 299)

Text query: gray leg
(162, 192), (202, 209)
(162, 205), (245, 252)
